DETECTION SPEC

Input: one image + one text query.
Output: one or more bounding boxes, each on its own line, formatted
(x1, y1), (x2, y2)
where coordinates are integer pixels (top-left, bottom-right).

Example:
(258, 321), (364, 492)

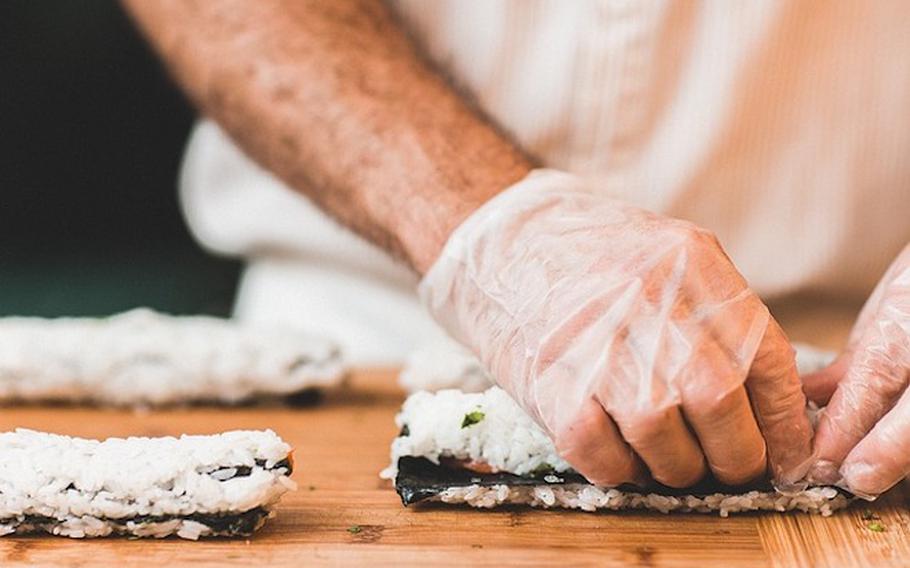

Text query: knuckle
(664, 219), (704, 243)
(694, 227), (723, 250)
(672, 220), (720, 249)
(860, 343), (910, 385)
(840, 353), (907, 405)
(683, 382), (743, 420)
(752, 378), (807, 426)
(612, 405), (677, 443)
(752, 343), (798, 382)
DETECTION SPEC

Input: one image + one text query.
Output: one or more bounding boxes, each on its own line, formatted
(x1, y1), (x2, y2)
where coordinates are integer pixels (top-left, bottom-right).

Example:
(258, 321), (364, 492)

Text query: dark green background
(1, 0), (240, 316)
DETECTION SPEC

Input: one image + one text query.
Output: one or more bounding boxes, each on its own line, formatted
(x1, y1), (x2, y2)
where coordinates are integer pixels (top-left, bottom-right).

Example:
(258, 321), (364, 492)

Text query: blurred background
(0, 0), (239, 316)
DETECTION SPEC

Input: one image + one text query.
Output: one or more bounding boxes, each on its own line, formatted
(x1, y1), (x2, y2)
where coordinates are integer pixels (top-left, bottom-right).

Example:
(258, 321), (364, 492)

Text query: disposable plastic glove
(804, 244), (910, 497)
(420, 170), (813, 488)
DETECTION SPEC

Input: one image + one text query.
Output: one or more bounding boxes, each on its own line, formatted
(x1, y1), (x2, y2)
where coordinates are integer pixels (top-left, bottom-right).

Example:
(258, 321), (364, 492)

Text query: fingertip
(804, 411), (849, 485)
(805, 459), (842, 486)
(840, 461), (890, 499)
(584, 458), (648, 488)
(836, 389), (910, 498)
(771, 449), (813, 488)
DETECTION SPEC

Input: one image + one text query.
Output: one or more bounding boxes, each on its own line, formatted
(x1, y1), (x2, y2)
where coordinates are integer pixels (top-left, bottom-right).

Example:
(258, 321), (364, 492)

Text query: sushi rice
(0, 309), (345, 406)
(0, 429), (295, 539)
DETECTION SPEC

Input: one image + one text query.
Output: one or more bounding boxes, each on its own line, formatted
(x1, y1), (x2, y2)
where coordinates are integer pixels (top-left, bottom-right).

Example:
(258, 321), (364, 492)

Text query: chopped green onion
(867, 521), (886, 532)
(461, 410), (486, 428)
(347, 525), (363, 534)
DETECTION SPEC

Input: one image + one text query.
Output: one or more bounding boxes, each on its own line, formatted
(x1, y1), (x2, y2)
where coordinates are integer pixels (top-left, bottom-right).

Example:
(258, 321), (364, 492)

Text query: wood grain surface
(1, 300), (907, 567)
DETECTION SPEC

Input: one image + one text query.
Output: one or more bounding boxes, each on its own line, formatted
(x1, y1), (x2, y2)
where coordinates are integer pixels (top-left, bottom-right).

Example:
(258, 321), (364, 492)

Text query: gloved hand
(804, 243), (910, 498)
(420, 169), (813, 488)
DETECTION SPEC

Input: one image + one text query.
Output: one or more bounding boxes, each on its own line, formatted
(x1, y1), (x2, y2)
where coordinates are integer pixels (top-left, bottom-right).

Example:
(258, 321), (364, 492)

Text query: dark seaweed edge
(393, 455), (851, 507)
(0, 507), (271, 538)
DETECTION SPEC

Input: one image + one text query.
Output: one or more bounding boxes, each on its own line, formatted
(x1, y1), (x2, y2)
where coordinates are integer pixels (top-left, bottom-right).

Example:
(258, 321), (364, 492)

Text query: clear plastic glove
(804, 243), (910, 498)
(420, 169), (813, 488)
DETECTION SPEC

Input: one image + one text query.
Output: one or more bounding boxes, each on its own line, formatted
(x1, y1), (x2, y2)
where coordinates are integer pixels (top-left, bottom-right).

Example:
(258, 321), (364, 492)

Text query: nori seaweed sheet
(393, 455), (794, 506)
(1, 507), (271, 537)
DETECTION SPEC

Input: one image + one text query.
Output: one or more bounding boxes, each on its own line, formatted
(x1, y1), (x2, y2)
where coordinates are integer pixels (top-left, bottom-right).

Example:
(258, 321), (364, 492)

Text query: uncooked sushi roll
(0, 308), (345, 406)
(0, 429), (295, 539)
(382, 388), (852, 517)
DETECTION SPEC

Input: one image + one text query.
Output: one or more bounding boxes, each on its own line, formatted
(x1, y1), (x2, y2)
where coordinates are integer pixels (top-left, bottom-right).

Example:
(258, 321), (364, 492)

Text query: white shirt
(180, 0), (910, 364)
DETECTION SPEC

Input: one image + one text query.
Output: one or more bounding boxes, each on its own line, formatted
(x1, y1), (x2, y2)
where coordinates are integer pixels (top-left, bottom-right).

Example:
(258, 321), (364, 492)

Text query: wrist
(400, 161), (534, 274)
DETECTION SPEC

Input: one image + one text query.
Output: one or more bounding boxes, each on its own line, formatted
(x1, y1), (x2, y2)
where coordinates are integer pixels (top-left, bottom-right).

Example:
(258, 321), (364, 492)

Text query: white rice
(0, 429), (295, 539)
(0, 308), (345, 406)
(399, 337), (493, 394)
(431, 484), (849, 517)
(793, 343), (837, 374)
(383, 388), (570, 479)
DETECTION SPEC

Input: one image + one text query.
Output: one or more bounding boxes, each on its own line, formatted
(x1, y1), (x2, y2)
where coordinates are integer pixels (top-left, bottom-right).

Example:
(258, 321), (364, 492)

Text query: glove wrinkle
(807, 244), (910, 496)
(420, 168), (811, 489)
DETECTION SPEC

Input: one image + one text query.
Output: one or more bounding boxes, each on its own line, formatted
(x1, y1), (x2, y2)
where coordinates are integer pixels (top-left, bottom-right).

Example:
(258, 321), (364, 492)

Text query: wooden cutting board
(1, 301), (908, 567)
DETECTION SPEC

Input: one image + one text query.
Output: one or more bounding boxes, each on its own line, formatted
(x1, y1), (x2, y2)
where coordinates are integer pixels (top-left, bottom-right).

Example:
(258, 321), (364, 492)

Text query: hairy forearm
(123, 0), (532, 272)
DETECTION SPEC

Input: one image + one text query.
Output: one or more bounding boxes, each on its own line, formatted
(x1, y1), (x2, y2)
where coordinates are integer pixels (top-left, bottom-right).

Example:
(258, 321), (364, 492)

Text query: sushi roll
(0, 429), (296, 539)
(383, 388), (852, 517)
(0, 308), (345, 406)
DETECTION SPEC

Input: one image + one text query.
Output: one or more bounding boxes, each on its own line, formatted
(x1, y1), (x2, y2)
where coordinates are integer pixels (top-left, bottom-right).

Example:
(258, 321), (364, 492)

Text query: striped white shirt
(181, 0), (910, 363)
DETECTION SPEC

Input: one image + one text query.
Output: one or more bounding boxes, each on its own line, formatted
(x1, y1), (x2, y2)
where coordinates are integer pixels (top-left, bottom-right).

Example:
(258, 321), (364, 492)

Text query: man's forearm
(123, 0), (533, 272)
